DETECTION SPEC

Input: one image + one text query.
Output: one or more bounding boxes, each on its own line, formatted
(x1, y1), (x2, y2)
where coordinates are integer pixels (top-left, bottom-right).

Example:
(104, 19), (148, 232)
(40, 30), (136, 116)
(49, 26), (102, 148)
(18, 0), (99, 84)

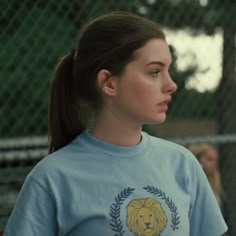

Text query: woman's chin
(146, 114), (167, 125)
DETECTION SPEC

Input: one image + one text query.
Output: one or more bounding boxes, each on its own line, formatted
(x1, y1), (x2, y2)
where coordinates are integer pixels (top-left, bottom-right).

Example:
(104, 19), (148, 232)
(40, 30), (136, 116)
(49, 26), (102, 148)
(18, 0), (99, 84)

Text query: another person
(188, 143), (230, 236)
(188, 143), (223, 206)
(4, 12), (227, 236)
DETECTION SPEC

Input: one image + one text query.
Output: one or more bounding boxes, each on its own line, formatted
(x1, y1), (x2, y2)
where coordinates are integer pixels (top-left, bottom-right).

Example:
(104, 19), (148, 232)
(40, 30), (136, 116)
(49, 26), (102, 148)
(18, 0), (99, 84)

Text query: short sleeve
(188, 157), (228, 236)
(4, 176), (58, 236)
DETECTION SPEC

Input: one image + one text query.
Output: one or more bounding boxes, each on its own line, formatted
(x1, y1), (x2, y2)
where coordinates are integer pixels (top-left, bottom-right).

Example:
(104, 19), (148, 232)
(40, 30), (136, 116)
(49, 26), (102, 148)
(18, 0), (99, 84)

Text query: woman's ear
(97, 69), (117, 96)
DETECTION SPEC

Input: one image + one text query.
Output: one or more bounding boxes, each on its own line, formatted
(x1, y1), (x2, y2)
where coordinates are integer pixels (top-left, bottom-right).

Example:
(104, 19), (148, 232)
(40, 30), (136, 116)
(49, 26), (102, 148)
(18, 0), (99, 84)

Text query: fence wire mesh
(0, 0), (236, 234)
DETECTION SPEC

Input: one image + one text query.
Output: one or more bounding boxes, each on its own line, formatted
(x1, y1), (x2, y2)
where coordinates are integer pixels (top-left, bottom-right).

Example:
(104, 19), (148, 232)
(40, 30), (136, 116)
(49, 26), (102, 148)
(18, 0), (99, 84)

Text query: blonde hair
(188, 143), (223, 207)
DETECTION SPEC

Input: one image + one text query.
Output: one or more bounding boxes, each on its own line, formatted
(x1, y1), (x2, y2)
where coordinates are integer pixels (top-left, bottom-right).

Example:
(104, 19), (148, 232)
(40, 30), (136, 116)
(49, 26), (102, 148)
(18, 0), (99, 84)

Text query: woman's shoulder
(144, 132), (200, 168)
(28, 140), (81, 180)
(145, 132), (193, 156)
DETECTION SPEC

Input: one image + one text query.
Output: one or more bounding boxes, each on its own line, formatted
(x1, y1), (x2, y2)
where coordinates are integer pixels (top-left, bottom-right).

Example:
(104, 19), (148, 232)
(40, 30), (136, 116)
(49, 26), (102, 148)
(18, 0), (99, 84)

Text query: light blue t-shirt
(4, 131), (227, 236)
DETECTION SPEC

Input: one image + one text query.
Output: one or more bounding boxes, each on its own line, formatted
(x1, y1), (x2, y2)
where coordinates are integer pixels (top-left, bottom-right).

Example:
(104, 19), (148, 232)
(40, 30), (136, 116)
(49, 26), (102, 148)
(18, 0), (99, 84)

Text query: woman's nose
(164, 74), (177, 94)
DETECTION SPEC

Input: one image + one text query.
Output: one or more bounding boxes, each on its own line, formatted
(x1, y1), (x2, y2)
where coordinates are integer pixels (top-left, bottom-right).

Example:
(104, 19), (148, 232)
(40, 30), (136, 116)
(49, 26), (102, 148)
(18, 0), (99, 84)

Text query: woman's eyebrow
(145, 61), (171, 67)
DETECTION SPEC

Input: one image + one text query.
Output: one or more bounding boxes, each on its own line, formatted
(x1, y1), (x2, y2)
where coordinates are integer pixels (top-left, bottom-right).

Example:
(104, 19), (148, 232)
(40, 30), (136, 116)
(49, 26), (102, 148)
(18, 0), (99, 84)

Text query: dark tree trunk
(217, 3), (236, 235)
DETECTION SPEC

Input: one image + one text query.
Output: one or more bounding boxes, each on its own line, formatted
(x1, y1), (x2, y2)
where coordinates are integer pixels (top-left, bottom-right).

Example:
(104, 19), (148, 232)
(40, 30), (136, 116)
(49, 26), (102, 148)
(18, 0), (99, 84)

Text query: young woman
(4, 12), (227, 236)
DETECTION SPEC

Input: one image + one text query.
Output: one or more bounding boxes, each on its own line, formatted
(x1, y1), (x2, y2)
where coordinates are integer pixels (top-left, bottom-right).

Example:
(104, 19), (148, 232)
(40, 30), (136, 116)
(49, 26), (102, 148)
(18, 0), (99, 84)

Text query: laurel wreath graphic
(109, 187), (135, 236)
(143, 185), (180, 230)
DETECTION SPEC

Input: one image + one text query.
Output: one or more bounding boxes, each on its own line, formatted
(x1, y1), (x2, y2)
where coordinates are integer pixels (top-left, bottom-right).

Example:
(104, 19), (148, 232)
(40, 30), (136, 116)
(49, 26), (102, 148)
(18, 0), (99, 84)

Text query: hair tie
(70, 49), (78, 61)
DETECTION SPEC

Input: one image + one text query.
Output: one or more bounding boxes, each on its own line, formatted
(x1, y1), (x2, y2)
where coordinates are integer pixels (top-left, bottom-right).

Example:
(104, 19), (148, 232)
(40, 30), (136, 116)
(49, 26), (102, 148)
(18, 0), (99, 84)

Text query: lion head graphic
(126, 198), (167, 236)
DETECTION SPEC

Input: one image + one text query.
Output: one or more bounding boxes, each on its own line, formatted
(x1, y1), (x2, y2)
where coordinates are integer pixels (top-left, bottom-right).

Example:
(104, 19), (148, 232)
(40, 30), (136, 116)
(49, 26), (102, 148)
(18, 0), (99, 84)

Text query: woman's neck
(89, 109), (142, 147)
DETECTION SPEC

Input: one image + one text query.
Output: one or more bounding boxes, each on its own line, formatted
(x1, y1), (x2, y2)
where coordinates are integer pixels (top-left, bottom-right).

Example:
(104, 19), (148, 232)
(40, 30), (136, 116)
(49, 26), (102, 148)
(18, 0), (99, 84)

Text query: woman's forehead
(134, 39), (172, 65)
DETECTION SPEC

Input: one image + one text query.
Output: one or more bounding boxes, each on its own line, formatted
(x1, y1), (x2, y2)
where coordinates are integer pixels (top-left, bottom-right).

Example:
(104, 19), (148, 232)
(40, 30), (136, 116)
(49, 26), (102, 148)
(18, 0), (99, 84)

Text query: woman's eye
(150, 70), (160, 77)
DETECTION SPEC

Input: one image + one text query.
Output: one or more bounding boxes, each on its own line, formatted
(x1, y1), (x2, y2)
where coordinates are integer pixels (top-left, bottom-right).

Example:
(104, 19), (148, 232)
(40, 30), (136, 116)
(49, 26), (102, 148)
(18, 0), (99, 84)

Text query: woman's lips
(158, 98), (171, 111)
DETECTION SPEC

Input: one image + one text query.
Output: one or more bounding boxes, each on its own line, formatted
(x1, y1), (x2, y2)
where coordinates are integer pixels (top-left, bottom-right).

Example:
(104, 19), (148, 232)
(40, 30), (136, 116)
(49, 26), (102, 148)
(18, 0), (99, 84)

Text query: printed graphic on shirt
(109, 186), (180, 236)
(126, 198), (167, 236)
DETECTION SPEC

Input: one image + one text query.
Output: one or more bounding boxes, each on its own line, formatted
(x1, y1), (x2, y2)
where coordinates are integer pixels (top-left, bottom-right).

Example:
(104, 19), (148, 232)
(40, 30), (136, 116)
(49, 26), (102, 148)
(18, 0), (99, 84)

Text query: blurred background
(0, 0), (235, 234)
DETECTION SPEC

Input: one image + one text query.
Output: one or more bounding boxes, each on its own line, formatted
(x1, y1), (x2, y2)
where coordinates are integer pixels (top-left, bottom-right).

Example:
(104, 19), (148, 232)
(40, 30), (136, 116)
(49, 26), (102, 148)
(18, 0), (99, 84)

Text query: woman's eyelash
(150, 70), (160, 76)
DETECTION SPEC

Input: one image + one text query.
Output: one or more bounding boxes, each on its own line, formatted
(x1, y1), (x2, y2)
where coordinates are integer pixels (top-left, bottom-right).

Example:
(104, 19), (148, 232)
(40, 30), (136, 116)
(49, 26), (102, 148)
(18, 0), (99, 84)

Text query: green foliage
(78, 0), (138, 23)
(169, 89), (217, 119)
(0, 6), (76, 137)
(140, 0), (232, 34)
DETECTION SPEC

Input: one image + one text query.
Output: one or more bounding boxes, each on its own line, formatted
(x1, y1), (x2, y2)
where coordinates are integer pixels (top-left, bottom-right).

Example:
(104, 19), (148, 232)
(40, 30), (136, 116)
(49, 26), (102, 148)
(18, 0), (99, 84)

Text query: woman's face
(199, 149), (218, 175)
(110, 39), (177, 125)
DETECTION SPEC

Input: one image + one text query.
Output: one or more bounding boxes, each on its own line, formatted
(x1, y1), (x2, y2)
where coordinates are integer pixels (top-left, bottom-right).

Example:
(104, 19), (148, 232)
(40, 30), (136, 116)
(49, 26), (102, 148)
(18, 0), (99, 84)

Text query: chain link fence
(0, 0), (236, 234)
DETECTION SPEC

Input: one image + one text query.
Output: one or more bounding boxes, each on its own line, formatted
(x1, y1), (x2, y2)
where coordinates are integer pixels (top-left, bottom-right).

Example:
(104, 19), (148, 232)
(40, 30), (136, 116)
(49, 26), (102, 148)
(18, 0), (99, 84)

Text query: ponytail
(48, 52), (85, 153)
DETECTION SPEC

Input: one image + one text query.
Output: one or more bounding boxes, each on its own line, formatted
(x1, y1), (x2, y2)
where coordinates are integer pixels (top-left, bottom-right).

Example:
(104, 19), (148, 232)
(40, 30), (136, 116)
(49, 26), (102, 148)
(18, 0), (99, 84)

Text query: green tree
(0, 5), (76, 137)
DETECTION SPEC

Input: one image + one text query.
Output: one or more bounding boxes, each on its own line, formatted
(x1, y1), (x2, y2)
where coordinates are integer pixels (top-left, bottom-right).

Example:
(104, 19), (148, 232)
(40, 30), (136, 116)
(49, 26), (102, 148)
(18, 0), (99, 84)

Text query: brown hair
(48, 12), (166, 153)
